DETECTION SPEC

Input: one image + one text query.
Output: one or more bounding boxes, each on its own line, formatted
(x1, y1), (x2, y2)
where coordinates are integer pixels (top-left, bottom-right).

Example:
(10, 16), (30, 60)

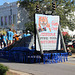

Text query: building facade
(0, 2), (29, 31)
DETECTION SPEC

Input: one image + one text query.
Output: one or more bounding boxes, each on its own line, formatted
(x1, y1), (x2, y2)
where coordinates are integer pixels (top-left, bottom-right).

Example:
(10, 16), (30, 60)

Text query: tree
(63, 34), (72, 42)
(18, 0), (75, 32)
(24, 21), (34, 33)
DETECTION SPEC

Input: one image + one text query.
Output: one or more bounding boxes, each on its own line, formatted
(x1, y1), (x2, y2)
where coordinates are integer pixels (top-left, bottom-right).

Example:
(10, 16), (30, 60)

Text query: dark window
(13, 14), (16, 24)
(1, 17), (3, 26)
(5, 16), (7, 25)
(9, 15), (12, 25)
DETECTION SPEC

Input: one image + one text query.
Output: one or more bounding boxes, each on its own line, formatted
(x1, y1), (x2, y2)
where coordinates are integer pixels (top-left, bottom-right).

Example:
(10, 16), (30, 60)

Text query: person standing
(3, 33), (7, 47)
(7, 28), (14, 45)
(22, 32), (27, 38)
(13, 31), (20, 42)
(0, 33), (7, 48)
(0, 34), (3, 48)
(26, 30), (31, 37)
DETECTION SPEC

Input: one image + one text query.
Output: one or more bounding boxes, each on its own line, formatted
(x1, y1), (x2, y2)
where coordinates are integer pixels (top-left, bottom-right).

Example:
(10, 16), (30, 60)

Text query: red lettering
(40, 40), (56, 44)
(51, 21), (58, 26)
(40, 33), (55, 36)
(52, 27), (58, 30)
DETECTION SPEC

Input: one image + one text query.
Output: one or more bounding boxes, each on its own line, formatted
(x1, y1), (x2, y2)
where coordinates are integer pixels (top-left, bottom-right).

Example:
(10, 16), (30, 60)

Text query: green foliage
(69, 47), (75, 53)
(25, 21), (34, 33)
(19, 0), (75, 31)
(19, 1), (40, 21)
(63, 34), (72, 42)
(0, 64), (8, 75)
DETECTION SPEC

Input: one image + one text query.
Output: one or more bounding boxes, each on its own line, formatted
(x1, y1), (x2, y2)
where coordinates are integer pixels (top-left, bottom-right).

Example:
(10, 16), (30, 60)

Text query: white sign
(35, 14), (60, 51)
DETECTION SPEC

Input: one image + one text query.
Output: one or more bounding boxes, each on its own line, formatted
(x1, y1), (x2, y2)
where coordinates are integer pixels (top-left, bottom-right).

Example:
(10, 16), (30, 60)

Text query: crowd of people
(0, 28), (31, 48)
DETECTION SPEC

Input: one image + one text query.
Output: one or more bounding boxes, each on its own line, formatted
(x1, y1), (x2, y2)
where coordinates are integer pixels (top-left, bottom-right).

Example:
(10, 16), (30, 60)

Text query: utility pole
(36, 4), (40, 13)
(52, 0), (56, 15)
(52, 0), (67, 52)
(36, 5), (39, 13)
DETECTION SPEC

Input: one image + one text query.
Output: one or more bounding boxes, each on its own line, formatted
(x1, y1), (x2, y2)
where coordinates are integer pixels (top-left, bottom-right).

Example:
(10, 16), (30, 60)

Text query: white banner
(35, 14), (60, 50)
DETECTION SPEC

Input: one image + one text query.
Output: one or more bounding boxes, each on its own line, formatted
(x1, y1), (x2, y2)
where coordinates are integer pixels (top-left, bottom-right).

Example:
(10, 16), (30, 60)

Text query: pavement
(11, 54), (75, 75)
(0, 58), (32, 75)
(68, 53), (75, 57)
(0, 54), (75, 75)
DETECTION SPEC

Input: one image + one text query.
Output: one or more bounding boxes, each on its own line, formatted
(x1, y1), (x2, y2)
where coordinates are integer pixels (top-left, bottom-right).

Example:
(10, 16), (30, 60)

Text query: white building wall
(0, 2), (17, 29)
(0, 2), (29, 30)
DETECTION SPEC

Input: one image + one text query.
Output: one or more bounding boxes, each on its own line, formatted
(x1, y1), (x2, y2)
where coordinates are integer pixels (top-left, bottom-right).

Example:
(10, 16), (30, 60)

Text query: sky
(0, 0), (18, 5)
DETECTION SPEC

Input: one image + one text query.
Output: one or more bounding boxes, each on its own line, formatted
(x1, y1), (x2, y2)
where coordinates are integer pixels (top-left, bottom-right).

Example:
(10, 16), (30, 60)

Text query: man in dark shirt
(0, 34), (3, 48)
(0, 34), (7, 48)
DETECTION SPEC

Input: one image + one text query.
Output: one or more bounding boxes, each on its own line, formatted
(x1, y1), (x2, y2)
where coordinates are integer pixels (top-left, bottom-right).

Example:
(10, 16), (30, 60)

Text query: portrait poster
(35, 14), (60, 51)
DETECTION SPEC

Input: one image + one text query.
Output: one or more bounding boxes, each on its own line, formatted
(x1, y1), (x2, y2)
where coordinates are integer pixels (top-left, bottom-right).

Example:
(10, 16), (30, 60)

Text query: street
(0, 1), (75, 75)
(0, 56), (75, 75)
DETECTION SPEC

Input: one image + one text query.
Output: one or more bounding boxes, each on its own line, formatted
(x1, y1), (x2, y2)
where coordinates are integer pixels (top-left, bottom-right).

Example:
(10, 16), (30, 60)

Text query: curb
(9, 69), (31, 75)
(68, 54), (75, 58)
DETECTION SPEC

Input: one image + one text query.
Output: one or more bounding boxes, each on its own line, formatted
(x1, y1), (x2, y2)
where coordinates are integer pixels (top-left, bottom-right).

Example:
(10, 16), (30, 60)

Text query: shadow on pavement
(0, 58), (16, 63)
(0, 58), (41, 64)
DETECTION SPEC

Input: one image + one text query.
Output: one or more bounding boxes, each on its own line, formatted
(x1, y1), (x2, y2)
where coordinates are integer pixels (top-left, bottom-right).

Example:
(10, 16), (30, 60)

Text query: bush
(0, 64), (8, 75)
(63, 34), (72, 42)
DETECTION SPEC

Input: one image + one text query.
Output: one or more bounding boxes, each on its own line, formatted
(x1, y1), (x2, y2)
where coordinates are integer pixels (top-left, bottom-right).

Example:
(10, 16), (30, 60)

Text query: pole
(52, 0), (66, 52)
(52, 0), (56, 15)
(35, 23), (43, 54)
(35, 3), (43, 54)
(58, 25), (67, 52)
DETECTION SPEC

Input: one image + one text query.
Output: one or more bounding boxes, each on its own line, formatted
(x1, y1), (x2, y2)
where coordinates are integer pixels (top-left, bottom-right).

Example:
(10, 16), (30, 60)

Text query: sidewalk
(68, 53), (75, 57)
(7, 69), (32, 75)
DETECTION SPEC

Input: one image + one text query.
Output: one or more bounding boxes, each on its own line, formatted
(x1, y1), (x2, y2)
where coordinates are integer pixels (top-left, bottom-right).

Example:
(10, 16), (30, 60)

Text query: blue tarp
(10, 47), (35, 52)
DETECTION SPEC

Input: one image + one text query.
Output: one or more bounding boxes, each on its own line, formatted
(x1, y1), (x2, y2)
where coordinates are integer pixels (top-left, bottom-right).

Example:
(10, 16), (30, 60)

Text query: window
(9, 15), (12, 25)
(1, 17), (3, 26)
(5, 16), (7, 25)
(13, 14), (16, 24)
